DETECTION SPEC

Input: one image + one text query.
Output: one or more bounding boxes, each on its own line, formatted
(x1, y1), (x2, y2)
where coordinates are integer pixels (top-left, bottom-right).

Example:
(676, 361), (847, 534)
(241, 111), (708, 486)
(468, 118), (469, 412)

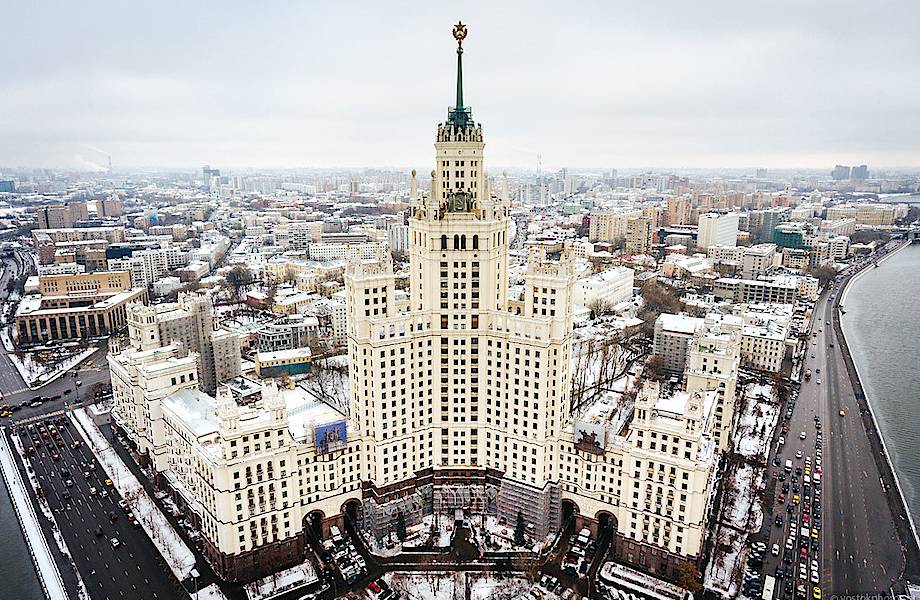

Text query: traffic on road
(15, 416), (185, 599)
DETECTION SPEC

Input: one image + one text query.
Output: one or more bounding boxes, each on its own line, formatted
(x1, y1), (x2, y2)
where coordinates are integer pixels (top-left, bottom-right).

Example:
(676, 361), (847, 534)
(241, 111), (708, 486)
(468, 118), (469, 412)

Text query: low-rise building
(573, 266), (634, 310)
(16, 271), (146, 344)
(254, 347), (313, 378)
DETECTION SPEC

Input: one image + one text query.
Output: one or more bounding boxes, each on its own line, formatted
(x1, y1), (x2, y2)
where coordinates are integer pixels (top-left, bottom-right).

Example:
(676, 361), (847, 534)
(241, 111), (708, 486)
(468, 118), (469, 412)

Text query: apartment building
(652, 314), (704, 374)
(684, 314), (742, 451)
(696, 213), (739, 250)
(713, 277), (797, 305)
(625, 217), (654, 255)
(589, 209), (644, 242)
(126, 292), (240, 393)
(107, 34), (724, 585)
(36, 201), (88, 229)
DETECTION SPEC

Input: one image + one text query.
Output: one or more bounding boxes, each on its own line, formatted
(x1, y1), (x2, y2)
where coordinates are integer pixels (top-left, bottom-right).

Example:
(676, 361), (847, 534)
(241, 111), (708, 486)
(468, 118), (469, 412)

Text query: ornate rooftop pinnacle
(447, 21), (473, 128)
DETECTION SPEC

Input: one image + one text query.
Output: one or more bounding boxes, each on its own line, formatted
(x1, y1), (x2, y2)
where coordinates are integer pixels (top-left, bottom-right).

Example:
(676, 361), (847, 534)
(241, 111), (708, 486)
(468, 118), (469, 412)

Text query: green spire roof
(447, 22), (473, 128)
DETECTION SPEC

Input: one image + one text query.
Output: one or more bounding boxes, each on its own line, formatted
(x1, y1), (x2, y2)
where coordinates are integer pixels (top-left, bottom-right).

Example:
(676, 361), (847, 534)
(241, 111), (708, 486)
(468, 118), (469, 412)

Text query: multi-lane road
(16, 417), (185, 599)
(761, 251), (910, 599)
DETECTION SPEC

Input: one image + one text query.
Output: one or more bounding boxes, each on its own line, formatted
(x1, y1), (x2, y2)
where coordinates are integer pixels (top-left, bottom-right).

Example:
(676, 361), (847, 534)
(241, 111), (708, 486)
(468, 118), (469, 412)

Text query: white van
(784, 459), (793, 472)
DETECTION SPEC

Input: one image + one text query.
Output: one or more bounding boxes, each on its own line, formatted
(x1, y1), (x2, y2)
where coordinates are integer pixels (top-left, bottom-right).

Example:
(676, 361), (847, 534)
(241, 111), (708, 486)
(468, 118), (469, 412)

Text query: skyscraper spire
(454, 21), (466, 109)
(447, 21), (472, 128)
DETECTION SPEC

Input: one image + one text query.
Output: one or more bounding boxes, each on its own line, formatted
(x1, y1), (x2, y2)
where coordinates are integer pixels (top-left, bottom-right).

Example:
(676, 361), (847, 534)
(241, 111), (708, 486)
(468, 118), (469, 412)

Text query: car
(813, 587), (821, 599)
(29, 402), (41, 408)
(811, 571), (819, 584)
(829, 343), (834, 348)
(104, 478), (113, 486)
(772, 543), (781, 556)
(816, 379), (822, 385)
(779, 436), (786, 445)
(839, 409), (846, 416)
(94, 526), (103, 537)
(63, 389), (72, 395)
(76, 380), (83, 386)
(800, 431), (807, 440)
(775, 515), (785, 527)
(61, 491), (71, 501)
(51, 453), (60, 461)
(109, 512), (118, 523)
(798, 564), (807, 579)
(71, 441), (81, 449)
(110, 537), (120, 549)
(796, 450), (803, 459)
(89, 486), (97, 495)
(778, 493), (786, 504)
(64, 479), (74, 487)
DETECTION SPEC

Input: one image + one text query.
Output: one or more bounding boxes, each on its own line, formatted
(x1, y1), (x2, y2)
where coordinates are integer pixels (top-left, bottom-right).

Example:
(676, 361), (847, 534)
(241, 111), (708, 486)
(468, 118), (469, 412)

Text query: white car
(800, 431), (807, 440)
(796, 450), (803, 459)
(816, 379), (822, 385)
(779, 436), (786, 445)
(772, 543), (780, 556)
(811, 571), (819, 584)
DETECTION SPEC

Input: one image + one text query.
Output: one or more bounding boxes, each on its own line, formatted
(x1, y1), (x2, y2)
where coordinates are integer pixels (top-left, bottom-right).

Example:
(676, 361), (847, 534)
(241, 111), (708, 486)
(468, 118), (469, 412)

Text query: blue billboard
(314, 420), (347, 454)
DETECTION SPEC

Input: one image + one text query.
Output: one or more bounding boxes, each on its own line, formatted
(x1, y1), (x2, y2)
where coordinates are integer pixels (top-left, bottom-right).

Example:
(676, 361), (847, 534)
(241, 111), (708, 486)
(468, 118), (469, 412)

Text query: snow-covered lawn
(0, 326), (97, 388)
(384, 572), (531, 600)
(703, 526), (745, 598)
(733, 382), (780, 461)
(367, 514), (457, 556)
(70, 408), (197, 580)
(193, 583), (230, 600)
(243, 561), (317, 600)
(723, 463), (765, 533)
(470, 515), (537, 553)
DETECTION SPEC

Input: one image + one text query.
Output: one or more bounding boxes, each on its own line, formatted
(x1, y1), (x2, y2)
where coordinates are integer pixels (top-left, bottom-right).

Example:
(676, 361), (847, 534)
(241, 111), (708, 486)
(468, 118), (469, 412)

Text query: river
(841, 242), (920, 527)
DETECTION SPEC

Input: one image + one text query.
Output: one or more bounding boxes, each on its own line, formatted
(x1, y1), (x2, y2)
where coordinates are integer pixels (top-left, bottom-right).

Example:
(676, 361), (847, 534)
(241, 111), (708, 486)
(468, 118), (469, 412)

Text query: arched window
(461, 235), (467, 250)
(441, 235), (448, 250)
(454, 234), (460, 250)
(472, 235), (479, 250)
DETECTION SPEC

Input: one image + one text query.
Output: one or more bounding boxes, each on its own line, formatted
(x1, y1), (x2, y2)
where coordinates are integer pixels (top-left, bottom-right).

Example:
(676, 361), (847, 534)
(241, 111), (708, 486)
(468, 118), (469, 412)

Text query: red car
(51, 453), (60, 461)
(777, 493), (785, 504)
(368, 582), (381, 593)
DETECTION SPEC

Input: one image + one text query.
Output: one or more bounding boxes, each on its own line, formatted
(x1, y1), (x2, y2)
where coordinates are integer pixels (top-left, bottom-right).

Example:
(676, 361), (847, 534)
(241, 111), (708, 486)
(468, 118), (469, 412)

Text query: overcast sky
(1, 1), (918, 171)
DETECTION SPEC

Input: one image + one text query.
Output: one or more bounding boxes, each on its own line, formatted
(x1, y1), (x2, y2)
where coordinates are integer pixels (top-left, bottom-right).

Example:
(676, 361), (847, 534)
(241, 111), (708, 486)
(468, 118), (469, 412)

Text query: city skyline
(1, 1), (918, 171)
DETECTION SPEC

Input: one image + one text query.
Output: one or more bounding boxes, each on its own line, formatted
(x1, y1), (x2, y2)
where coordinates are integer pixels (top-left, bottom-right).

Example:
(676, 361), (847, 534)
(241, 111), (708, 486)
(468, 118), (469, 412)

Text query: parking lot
(16, 415), (187, 600)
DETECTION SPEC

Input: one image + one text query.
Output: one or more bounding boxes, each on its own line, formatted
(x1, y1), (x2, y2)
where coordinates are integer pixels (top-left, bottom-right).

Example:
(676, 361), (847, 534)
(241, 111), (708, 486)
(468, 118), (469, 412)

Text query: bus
(762, 575), (776, 600)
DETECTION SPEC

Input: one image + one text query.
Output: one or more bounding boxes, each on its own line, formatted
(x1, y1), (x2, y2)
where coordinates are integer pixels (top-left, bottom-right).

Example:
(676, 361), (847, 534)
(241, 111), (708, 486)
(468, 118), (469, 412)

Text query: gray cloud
(0, 0), (917, 170)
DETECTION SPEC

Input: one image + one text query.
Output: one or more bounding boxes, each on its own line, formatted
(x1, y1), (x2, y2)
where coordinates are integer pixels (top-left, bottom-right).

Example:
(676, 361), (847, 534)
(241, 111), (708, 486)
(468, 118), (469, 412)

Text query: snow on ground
(0, 326), (96, 388)
(243, 561), (318, 600)
(733, 383), (780, 461)
(193, 583), (230, 600)
(703, 526), (746, 599)
(384, 572), (531, 600)
(0, 431), (72, 600)
(599, 562), (692, 600)
(470, 515), (534, 553)
(70, 408), (197, 580)
(724, 463), (765, 533)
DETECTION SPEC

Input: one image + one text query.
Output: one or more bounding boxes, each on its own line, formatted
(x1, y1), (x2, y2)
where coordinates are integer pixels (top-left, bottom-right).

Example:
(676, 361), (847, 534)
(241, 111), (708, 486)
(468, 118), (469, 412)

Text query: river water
(841, 241), (920, 527)
(0, 463), (45, 599)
